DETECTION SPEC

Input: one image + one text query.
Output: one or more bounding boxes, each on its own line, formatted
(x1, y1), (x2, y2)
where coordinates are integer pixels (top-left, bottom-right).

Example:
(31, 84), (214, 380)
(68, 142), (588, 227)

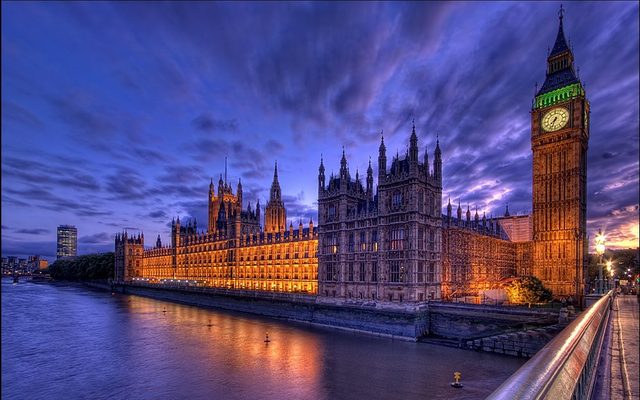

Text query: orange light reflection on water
(124, 295), (323, 398)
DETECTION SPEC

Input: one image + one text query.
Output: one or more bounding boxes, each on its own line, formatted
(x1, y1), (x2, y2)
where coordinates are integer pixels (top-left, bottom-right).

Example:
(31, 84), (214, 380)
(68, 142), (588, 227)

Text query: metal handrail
(486, 291), (612, 400)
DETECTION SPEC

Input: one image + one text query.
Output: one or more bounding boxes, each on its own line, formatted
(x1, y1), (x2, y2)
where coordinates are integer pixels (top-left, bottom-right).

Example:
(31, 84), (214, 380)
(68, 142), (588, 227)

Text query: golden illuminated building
(441, 204), (532, 298)
(115, 163), (318, 294)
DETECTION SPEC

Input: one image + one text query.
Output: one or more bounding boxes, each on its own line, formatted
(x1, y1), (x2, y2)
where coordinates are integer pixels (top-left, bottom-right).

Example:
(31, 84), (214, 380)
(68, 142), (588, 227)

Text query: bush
(48, 252), (114, 281)
(503, 276), (552, 307)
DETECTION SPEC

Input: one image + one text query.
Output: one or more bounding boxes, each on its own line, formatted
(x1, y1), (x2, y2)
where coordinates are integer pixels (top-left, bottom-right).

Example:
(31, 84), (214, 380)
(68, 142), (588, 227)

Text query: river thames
(2, 278), (525, 399)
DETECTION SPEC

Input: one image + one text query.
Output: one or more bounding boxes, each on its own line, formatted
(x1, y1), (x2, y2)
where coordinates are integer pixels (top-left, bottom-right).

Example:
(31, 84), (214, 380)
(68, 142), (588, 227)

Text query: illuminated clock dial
(542, 107), (569, 132)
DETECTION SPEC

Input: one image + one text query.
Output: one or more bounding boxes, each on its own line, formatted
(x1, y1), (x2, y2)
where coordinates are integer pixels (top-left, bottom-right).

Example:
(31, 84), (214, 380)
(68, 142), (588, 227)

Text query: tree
(48, 252), (114, 281)
(503, 276), (552, 307)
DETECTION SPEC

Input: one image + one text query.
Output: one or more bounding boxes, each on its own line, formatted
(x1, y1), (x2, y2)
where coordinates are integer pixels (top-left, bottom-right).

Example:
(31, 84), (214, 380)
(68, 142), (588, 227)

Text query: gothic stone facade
(317, 124), (443, 304)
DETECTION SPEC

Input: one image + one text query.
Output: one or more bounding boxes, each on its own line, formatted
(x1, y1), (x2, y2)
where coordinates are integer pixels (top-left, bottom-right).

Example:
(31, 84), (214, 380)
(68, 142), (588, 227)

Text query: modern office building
(57, 225), (78, 259)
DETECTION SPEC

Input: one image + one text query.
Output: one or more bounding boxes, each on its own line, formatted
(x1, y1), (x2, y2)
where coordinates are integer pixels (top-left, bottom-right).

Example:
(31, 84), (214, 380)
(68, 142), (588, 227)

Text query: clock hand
(552, 116), (558, 124)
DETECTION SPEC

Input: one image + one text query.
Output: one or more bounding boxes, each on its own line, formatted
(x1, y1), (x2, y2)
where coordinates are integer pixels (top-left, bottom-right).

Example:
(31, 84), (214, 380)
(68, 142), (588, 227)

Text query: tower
(114, 231), (144, 282)
(264, 161), (287, 234)
(531, 6), (589, 301)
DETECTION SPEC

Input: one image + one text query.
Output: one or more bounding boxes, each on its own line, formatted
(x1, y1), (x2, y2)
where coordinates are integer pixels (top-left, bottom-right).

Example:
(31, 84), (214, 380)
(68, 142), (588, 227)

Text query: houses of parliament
(115, 10), (589, 305)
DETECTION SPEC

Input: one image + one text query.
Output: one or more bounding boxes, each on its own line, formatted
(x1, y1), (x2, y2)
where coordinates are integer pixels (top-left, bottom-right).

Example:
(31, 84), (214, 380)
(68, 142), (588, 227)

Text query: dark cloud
(3, 156), (100, 192)
(14, 228), (49, 235)
(79, 232), (112, 244)
(4, 186), (111, 217)
(192, 113), (238, 132)
(148, 210), (167, 219)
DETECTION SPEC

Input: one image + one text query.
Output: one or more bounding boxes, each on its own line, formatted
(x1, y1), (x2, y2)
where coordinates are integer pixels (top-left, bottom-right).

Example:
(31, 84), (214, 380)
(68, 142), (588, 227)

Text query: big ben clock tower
(531, 6), (589, 302)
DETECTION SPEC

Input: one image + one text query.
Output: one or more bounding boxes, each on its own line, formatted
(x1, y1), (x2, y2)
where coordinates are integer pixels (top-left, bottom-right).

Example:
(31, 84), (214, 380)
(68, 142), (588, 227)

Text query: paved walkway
(610, 294), (639, 400)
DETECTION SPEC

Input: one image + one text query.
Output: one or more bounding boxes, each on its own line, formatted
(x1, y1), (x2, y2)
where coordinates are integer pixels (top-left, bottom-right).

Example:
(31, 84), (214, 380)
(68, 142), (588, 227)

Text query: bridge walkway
(610, 294), (638, 400)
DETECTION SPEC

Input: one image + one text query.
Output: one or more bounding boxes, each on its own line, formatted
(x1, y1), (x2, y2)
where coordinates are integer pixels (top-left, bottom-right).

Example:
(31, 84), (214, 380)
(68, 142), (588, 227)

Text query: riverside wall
(109, 283), (558, 344)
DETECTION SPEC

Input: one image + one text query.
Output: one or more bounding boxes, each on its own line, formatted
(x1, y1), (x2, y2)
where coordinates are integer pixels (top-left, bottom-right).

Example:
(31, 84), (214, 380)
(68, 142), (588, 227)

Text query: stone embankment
(94, 281), (564, 355)
(466, 324), (565, 358)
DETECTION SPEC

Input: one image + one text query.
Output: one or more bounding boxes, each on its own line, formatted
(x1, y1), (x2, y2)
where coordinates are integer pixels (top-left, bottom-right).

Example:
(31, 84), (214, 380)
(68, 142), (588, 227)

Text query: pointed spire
(367, 157), (372, 172)
(340, 146), (348, 178)
(274, 160), (278, 180)
(505, 203), (511, 217)
(550, 4), (569, 57)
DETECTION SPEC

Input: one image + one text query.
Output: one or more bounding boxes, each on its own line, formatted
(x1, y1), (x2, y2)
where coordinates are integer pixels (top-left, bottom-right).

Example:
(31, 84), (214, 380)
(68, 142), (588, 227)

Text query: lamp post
(595, 229), (605, 294)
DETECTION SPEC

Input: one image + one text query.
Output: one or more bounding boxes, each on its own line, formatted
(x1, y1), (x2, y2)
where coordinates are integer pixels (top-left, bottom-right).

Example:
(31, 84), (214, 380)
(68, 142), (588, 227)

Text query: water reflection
(2, 280), (524, 400)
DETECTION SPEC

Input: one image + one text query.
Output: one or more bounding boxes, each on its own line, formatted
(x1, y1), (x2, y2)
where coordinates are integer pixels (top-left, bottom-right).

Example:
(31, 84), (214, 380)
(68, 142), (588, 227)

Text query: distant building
(28, 255), (48, 272)
(57, 225), (78, 259)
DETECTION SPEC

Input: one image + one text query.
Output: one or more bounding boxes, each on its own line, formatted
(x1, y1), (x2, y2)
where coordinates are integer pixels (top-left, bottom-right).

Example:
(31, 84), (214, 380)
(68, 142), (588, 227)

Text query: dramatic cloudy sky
(2, 2), (638, 261)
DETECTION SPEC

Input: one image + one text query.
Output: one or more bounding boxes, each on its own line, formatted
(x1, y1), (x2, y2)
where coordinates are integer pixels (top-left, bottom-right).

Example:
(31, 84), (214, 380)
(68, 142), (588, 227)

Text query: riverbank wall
(113, 283), (428, 339)
(106, 282), (557, 344)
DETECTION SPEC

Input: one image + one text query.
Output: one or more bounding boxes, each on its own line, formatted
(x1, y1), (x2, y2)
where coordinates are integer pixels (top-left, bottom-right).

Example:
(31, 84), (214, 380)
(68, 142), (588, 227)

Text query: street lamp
(595, 229), (606, 294)
(606, 260), (613, 291)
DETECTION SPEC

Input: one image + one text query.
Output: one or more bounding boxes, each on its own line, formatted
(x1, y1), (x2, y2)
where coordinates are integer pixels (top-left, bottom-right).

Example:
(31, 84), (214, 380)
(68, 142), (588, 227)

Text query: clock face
(542, 107), (569, 132)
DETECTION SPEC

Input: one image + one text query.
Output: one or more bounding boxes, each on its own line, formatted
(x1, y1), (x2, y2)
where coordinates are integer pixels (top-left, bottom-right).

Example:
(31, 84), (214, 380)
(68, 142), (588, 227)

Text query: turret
(434, 137), (442, 184)
(318, 155), (325, 193)
(237, 178), (243, 207)
(447, 198), (452, 222)
(457, 201), (462, 221)
(409, 120), (418, 163)
(256, 199), (261, 227)
(218, 174), (224, 197)
(504, 203), (510, 217)
(378, 132), (386, 183)
(339, 147), (348, 180)
(366, 158), (373, 201)
(466, 205), (471, 223)
(156, 234), (162, 248)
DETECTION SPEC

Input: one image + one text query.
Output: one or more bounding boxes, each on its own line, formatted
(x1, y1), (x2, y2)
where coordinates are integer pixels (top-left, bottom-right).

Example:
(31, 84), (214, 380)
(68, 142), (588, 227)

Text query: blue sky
(2, 1), (638, 261)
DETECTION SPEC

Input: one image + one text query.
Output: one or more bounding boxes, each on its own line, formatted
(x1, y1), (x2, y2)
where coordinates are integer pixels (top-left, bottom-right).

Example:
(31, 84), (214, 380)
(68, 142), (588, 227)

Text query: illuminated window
(371, 230), (378, 251)
(390, 228), (404, 250)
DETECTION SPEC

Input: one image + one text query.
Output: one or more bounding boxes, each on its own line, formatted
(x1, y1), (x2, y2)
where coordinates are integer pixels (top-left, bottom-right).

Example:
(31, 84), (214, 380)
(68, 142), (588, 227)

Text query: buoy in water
(207, 319), (213, 327)
(264, 333), (270, 343)
(162, 307), (167, 313)
(450, 371), (463, 388)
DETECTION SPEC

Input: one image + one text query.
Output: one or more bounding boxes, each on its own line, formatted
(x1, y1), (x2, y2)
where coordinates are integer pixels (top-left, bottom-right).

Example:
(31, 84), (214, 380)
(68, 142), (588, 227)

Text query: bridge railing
(486, 291), (612, 400)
